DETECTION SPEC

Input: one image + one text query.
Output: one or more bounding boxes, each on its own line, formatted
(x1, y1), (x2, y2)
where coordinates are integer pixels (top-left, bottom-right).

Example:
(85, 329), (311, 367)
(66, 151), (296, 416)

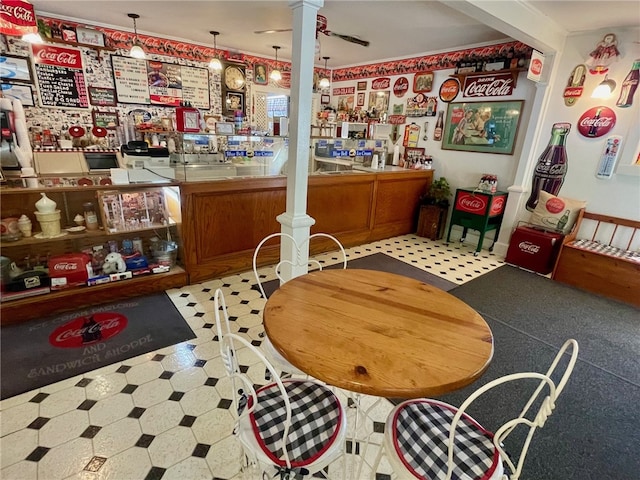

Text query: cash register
(120, 141), (176, 182)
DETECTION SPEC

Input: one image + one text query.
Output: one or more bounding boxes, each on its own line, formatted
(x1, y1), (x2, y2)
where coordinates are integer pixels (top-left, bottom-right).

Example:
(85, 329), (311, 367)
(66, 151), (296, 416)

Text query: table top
(263, 269), (494, 398)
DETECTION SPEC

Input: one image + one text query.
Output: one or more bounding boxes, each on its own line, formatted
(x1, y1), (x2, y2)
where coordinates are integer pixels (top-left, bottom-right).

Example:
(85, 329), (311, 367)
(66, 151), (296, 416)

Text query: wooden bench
(552, 211), (640, 307)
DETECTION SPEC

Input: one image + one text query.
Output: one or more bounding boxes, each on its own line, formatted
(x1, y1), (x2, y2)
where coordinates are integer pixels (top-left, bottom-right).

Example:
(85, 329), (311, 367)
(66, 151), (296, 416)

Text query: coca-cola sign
(439, 78), (460, 103)
(456, 192), (487, 214)
(518, 241), (541, 254)
(490, 195), (506, 216)
(577, 106), (616, 138)
(32, 44), (83, 69)
(462, 73), (514, 97)
(393, 77), (409, 97)
(371, 77), (391, 90)
(388, 114), (406, 125)
(50, 313), (128, 348)
(0, 0), (36, 36)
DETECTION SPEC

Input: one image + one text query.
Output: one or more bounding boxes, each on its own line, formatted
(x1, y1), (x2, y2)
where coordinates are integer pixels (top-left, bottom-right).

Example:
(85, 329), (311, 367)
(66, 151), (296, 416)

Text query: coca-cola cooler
(505, 225), (564, 274)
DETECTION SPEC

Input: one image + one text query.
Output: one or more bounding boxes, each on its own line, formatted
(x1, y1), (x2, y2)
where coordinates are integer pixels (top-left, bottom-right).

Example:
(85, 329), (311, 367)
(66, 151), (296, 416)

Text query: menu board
(32, 44), (89, 109)
(111, 56), (210, 109)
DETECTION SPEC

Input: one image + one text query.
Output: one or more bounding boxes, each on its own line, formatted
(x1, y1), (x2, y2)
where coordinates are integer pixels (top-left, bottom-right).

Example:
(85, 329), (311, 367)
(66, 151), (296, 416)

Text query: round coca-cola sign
(530, 58), (543, 76)
(439, 78), (460, 103)
(578, 106), (616, 138)
(393, 77), (409, 97)
(50, 313), (128, 348)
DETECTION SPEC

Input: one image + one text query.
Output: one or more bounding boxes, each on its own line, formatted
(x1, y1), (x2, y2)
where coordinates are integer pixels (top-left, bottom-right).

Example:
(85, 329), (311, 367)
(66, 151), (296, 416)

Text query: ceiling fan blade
(254, 28), (293, 34)
(325, 31), (369, 47)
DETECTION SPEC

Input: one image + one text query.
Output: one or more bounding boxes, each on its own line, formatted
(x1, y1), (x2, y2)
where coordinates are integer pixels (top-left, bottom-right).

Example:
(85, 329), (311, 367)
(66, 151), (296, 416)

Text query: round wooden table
(263, 269), (494, 398)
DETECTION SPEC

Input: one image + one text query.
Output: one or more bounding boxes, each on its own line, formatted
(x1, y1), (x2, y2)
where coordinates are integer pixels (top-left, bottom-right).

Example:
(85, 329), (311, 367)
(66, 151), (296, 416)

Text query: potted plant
(422, 177), (452, 207)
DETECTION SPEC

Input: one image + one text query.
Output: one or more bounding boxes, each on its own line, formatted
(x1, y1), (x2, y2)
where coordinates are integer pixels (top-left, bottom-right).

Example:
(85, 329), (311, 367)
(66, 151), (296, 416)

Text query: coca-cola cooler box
(505, 226), (564, 275)
(48, 253), (94, 290)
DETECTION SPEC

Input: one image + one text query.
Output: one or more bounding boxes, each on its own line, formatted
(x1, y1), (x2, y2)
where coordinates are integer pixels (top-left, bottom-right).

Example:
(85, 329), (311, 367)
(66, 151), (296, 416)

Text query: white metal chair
(374, 339), (579, 480)
(214, 288), (347, 478)
(253, 232), (347, 377)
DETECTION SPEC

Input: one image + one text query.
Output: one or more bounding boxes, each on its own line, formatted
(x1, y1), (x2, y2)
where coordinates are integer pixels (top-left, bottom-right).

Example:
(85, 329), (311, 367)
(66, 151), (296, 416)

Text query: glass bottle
(525, 123), (570, 211)
(433, 111), (444, 141)
(616, 59), (640, 108)
(83, 202), (99, 231)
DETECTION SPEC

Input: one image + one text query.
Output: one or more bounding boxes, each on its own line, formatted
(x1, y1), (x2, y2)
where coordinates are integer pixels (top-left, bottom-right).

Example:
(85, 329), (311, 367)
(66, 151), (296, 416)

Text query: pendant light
(208, 30), (222, 71)
(270, 46), (282, 82)
(319, 56), (331, 89)
(591, 74), (617, 99)
(128, 13), (146, 59)
(21, 32), (43, 44)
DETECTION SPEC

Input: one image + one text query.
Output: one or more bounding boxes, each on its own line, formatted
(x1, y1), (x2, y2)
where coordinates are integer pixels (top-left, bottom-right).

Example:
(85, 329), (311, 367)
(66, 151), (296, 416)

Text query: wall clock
(224, 65), (246, 91)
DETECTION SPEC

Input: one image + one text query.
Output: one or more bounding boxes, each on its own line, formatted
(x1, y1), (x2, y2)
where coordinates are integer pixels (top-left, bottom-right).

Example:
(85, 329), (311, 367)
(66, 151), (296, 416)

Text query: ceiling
(29, 1), (640, 68)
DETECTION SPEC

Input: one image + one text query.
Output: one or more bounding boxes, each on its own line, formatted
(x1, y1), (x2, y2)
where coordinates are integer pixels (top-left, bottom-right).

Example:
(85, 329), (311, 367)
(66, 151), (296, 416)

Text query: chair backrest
(213, 288), (294, 468)
(445, 339), (579, 480)
(253, 232), (347, 299)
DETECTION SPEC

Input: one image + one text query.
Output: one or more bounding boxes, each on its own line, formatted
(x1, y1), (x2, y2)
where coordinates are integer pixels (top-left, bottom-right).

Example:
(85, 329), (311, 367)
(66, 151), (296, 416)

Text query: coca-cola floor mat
(0, 293), (195, 400)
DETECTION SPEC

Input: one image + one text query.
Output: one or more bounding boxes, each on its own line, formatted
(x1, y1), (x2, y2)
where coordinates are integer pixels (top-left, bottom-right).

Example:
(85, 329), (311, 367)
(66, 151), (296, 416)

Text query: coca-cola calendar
(32, 44), (88, 109)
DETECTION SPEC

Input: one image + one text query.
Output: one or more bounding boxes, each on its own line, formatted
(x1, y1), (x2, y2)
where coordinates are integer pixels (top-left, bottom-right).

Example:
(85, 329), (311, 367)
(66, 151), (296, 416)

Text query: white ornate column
(276, 0), (324, 280)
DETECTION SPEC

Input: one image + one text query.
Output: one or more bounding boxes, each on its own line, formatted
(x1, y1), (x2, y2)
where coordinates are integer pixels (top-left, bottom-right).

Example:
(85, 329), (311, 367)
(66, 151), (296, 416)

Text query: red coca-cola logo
(0, 1), (35, 26)
(393, 77), (409, 97)
(149, 61), (163, 70)
(519, 241), (540, 254)
(32, 45), (82, 69)
(490, 196), (505, 215)
(372, 77), (390, 90)
(463, 74), (514, 97)
(545, 196), (566, 214)
(457, 193), (486, 213)
(531, 58), (543, 76)
(54, 262), (80, 271)
(387, 114), (406, 125)
(49, 313), (127, 348)
(439, 79), (460, 102)
(577, 106), (616, 138)
(563, 87), (583, 98)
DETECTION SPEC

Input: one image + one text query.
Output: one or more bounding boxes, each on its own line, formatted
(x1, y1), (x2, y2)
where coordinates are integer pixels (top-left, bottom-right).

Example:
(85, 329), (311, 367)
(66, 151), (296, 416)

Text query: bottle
(556, 209), (570, 231)
(616, 59), (640, 108)
(83, 202), (99, 231)
(525, 123), (571, 211)
(392, 143), (400, 166)
(587, 108), (602, 137)
(433, 111), (444, 141)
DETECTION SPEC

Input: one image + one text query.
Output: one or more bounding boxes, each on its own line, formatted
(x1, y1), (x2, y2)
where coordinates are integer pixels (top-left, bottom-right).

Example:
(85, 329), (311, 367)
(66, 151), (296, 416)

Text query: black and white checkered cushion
(391, 399), (499, 480)
(247, 379), (342, 468)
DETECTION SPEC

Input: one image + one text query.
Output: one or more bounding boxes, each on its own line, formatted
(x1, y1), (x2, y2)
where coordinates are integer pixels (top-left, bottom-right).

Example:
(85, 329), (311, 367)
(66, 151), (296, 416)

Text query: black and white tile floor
(0, 235), (504, 480)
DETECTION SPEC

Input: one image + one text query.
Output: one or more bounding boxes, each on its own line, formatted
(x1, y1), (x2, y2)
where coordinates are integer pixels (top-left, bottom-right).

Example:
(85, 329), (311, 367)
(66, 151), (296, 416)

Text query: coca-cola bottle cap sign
(578, 106), (616, 138)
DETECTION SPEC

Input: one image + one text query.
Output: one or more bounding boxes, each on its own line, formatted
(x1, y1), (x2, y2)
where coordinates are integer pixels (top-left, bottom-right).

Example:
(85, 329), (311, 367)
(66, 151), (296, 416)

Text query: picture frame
(442, 100), (524, 155)
(357, 92), (365, 107)
(215, 122), (235, 135)
(368, 90), (390, 114)
(88, 86), (117, 107)
(357, 81), (367, 91)
(98, 189), (169, 234)
(161, 117), (174, 131)
(0, 54), (33, 84)
(253, 63), (268, 85)
(224, 91), (244, 116)
(320, 94), (331, 105)
(413, 71), (434, 93)
(75, 27), (105, 47)
(0, 83), (34, 106)
(92, 110), (119, 129)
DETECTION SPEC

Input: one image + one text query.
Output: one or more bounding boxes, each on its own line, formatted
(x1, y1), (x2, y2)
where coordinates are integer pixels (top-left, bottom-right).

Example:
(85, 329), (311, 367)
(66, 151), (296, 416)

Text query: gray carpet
(256, 252), (457, 297)
(440, 265), (640, 480)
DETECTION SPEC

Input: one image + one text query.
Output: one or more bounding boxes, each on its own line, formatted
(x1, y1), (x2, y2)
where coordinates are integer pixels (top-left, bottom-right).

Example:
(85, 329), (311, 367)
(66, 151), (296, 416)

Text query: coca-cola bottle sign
(577, 106), (616, 138)
(49, 313), (128, 348)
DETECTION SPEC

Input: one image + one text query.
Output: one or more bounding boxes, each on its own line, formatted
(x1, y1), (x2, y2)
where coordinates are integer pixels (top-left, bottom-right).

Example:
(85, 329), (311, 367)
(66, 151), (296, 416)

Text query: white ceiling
(29, 0), (640, 67)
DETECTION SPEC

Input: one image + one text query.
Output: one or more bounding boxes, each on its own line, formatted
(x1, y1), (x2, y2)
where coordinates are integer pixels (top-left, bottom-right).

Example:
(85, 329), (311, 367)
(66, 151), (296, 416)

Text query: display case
(0, 183), (187, 324)
(311, 136), (389, 173)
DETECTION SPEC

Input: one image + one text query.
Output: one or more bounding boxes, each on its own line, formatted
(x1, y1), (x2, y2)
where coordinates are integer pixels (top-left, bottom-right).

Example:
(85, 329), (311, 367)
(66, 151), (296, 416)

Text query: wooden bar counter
(180, 169), (433, 283)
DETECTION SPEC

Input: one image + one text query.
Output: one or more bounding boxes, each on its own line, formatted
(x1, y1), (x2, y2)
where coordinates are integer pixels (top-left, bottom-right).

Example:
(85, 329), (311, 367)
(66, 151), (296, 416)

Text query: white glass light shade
(591, 75), (616, 99)
(209, 57), (222, 71)
(21, 32), (43, 44)
(270, 69), (282, 81)
(129, 43), (146, 59)
(319, 77), (330, 88)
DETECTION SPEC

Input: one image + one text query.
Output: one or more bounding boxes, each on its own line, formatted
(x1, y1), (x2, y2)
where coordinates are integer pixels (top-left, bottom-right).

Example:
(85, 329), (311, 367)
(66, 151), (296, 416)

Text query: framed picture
(253, 63), (268, 85)
(75, 27), (105, 47)
(357, 92), (365, 106)
(88, 86), (117, 107)
(215, 122), (235, 135)
(92, 110), (119, 129)
(320, 94), (330, 105)
(413, 71), (434, 93)
(224, 91), (244, 116)
(442, 100), (524, 155)
(0, 83), (34, 106)
(161, 117), (174, 131)
(357, 81), (367, 91)
(368, 90), (390, 114)
(0, 54), (33, 84)
(98, 189), (169, 234)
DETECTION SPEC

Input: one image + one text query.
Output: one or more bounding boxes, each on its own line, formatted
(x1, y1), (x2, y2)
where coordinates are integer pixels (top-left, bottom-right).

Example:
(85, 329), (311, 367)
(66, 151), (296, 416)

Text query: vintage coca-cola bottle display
(433, 111), (444, 141)
(526, 122), (571, 211)
(616, 59), (640, 108)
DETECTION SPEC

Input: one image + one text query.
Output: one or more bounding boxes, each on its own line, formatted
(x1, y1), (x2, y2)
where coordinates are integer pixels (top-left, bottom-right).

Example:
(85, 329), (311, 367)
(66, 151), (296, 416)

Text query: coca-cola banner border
(461, 72), (515, 98)
(32, 43), (89, 109)
(441, 100), (524, 155)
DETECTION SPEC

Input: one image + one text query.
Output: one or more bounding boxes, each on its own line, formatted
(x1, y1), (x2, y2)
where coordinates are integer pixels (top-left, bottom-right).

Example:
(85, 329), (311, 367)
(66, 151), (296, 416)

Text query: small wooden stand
(417, 204), (448, 240)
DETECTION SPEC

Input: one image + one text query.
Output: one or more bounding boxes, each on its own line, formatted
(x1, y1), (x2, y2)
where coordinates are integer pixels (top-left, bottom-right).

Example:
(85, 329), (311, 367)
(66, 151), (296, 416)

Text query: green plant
(423, 177), (452, 206)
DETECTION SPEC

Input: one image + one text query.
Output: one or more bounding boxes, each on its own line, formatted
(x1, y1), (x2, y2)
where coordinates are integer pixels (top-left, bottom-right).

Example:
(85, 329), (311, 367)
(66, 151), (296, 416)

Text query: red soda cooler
(505, 226), (564, 274)
(48, 253), (94, 290)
